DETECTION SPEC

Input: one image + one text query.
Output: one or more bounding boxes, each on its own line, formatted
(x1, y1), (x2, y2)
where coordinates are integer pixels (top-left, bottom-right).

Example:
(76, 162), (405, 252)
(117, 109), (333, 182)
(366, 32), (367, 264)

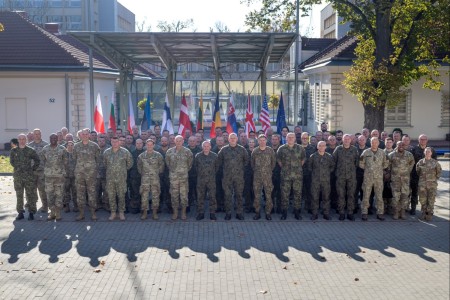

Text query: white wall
(0, 75), (66, 147)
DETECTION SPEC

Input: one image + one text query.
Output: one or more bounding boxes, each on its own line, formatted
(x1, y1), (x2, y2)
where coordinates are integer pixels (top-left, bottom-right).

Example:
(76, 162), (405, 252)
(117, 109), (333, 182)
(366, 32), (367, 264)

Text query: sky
(119, 0), (326, 37)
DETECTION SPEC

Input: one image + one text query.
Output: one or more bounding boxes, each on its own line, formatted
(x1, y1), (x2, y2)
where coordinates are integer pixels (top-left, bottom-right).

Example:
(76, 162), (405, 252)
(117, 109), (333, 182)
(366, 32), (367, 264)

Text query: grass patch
(0, 155), (13, 173)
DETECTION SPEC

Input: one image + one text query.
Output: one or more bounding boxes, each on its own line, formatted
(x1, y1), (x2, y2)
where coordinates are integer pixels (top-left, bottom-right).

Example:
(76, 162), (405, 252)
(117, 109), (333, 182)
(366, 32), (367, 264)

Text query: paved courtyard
(0, 159), (449, 299)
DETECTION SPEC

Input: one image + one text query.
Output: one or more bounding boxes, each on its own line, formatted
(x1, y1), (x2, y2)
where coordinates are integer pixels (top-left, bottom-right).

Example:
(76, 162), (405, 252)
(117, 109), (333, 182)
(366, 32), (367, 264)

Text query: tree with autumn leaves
(243, 0), (450, 130)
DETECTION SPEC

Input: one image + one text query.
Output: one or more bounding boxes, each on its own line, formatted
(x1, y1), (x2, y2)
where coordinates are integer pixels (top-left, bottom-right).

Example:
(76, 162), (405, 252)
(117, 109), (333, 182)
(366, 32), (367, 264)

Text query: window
(313, 85), (329, 123)
(69, 0), (81, 7)
(385, 90), (411, 127)
(5, 98), (27, 130)
(440, 91), (450, 127)
(324, 14), (336, 29)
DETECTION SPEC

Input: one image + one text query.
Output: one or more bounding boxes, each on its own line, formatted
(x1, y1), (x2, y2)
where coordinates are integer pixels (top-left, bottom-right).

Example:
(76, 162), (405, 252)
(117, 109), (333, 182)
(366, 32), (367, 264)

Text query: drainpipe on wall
(65, 73), (70, 129)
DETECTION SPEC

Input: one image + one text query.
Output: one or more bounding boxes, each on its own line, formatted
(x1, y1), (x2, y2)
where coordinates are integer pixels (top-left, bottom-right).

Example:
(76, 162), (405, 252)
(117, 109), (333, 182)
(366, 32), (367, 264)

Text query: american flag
(259, 94), (271, 134)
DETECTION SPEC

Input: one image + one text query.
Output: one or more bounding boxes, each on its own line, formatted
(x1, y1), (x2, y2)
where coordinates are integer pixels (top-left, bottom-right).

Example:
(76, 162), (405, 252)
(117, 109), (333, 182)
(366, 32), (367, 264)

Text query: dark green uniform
(10, 146), (40, 213)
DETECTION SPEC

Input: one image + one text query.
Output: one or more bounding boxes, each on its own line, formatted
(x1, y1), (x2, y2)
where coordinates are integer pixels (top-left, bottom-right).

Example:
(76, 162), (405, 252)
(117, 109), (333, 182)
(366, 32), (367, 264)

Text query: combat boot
(392, 209), (399, 220)
(280, 210), (287, 220)
(400, 209), (407, 220)
(294, 209), (302, 220)
(376, 214), (385, 221)
(361, 214), (368, 221)
(76, 209), (85, 221)
(140, 210), (148, 220)
(425, 213), (433, 222)
(28, 213), (34, 220)
(109, 212), (117, 221)
(47, 208), (56, 221)
(181, 207), (187, 220)
(339, 214), (345, 221)
(419, 209), (427, 221)
(152, 209), (159, 220)
(16, 212), (24, 220)
(172, 208), (178, 220)
(210, 213), (217, 220)
(196, 213), (205, 221)
(63, 205), (70, 213)
(90, 208), (97, 221)
(253, 212), (261, 220)
(119, 212), (125, 221)
(55, 208), (62, 221)
(410, 203), (416, 215)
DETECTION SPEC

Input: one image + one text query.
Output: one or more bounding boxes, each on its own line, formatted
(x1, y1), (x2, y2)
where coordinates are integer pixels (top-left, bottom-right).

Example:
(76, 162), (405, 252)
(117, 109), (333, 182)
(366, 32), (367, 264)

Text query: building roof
(299, 35), (357, 70)
(0, 11), (157, 77)
(68, 31), (297, 69)
(301, 37), (336, 51)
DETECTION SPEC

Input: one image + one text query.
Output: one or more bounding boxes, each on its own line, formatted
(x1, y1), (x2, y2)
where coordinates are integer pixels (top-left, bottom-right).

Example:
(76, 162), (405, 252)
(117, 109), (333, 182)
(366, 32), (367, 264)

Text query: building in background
(0, 0), (135, 32)
(320, 3), (350, 39)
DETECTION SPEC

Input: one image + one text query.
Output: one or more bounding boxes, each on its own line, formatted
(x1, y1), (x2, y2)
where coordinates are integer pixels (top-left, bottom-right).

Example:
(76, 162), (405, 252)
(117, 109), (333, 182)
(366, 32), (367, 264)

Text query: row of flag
(93, 92), (288, 137)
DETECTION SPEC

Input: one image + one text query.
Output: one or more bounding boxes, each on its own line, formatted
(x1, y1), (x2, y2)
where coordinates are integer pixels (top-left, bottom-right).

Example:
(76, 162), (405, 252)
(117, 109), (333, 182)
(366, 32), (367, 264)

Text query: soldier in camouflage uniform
(63, 141), (78, 213)
(355, 135), (368, 213)
(416, 147), (442, 221)
(137, 139), (165, 220)
(28, 128), (49, 212)
(73, 128), (101, 221)
(359, 137), (389, 221)
(194, 141), (218, 221)
(129, 139), (145, 214)
(217, 133), (249, 220)
(251, 135), (276, 220)
(103, 137), (133, 221)
(244, 138), (256, 213)
(301, 132), (315, 214)
(410, 134), (437, 215)
(277, 132), (306, 220)
(187, 136), (202, 211)
(388, 141), (415, 220)
(270, 134), (282, 214)
(96, 136), (109, 211)
(165, 135), (193, 220)
(332, 134), (359, 221)
(42, 134), (67, 221)
(212, 136), (225, 212)
(10, 133), (40, 220)
(157, 137), (172, 213)
(308, 141), (335, 220)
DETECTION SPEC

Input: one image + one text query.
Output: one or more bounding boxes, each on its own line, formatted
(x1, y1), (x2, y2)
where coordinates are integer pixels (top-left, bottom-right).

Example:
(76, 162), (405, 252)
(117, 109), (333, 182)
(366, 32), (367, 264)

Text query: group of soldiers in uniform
(9, 123), (442, 222)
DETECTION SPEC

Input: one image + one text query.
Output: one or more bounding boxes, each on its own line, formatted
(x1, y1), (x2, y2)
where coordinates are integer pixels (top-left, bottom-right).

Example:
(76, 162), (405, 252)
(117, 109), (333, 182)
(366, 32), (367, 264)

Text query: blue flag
(162, 93), (174, 134)
(276, 92), (287, 134)
(211, 94), (222, 138)
(141, 94), (151, 130)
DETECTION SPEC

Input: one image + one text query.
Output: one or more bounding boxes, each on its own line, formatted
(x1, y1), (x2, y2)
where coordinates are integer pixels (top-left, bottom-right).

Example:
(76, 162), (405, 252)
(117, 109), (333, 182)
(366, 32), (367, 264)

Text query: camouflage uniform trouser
(107, 180), (127, 213)
(336, 177), (356, 214)
(14, 174), (38, 213)
(254, 176), (273, 214)
(223, 175), (244, 214)
(419, 185), (437, 214)
(197, 178), (217, 213)
(35, 171), (47, 208)
(140, 176), (160, 211)
(45, 176), (64, 209)
(244, 171), (254, 210)
(130, 176), (142, 211)
(361, 177), (384, 215)
(302, 174), (311, 211)
(188, 175), (197, 207)
(281, 175), (303, 211)
(64, 176), (78, 209)
(75, 174), (97, 209)
(96, 177), (109, 210)
(311, 181), (331, 215)
(410, 176), (419, 207)
(216, 172), (225, 211)
(272, 176), (281, 212)
(391, 179), (410, 210)
(160, 174), (172, 211)
(170, 176), (189, 209)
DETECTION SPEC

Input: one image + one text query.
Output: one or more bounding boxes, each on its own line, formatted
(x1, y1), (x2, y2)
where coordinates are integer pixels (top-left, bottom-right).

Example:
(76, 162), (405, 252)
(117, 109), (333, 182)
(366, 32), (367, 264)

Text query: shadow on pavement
(1, 212), (448, 267)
